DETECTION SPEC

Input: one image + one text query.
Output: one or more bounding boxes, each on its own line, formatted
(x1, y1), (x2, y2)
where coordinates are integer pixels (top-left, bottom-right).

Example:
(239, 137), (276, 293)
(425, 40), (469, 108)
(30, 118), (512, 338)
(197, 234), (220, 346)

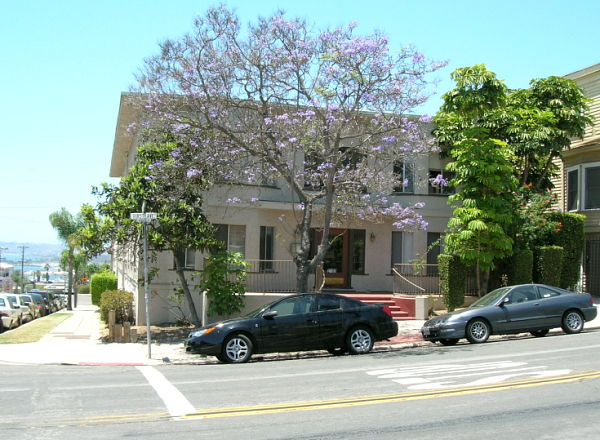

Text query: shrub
(534, 246), (563, 286)
(194, 251), (248, 317)
(546, 212), (585, 289)
(100, 290), (134, 324)
(510, 249), (533, 285)
(438, 254), (466, 312)
(77, 284), (90, 294)
(90, 271), (117, 306)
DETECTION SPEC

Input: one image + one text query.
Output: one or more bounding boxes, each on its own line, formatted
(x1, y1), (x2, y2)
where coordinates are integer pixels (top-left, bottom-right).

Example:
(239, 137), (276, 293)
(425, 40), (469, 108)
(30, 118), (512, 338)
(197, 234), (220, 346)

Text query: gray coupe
(421, 284), (597, 345)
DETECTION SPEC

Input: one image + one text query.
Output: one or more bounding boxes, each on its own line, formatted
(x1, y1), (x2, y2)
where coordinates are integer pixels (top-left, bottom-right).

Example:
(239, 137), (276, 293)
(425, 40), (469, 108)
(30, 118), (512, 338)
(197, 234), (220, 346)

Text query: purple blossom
(429, 174), (448, 187)
(186, 168), (202, 178)
(226, 197), (241, 204)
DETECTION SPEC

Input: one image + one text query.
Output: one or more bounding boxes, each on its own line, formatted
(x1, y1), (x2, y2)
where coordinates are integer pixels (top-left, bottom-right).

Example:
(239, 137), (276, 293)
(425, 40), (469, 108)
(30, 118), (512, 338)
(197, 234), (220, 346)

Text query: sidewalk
(0, 301), (597, 366)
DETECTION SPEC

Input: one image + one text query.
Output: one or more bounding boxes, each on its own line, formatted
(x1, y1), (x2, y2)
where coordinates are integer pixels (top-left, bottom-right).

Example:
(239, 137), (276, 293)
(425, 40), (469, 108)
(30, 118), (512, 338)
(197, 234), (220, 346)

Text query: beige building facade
(558, 63), (600, 295)
(110, 94), (454, 324)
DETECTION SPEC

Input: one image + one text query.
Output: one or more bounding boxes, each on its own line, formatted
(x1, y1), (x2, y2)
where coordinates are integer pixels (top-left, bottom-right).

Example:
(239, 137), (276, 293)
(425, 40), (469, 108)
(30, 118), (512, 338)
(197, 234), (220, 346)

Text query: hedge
(534, 246), (563, 286)
(511, 248), (533, 285)
(546, 212), (585, 289)
(90, 271), (117, 306)
(438, 254), (466, 312)
(99, 290), (134, 324)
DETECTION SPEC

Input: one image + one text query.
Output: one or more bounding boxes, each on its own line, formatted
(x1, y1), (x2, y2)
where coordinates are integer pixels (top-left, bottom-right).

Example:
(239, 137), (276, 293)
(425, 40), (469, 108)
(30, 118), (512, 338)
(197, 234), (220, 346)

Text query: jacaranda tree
(134, 5), (446, 292)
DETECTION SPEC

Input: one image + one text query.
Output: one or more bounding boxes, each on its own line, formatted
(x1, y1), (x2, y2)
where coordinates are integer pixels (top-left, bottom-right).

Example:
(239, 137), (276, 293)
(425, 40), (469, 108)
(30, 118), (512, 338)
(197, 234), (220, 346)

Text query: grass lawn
(0, 313), (72, 344)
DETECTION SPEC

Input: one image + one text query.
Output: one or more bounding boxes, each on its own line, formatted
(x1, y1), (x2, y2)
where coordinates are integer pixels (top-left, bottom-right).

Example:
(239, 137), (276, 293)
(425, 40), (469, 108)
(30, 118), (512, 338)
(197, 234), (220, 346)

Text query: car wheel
(466, 319), (490, 344)
(562, 310), (584, 334)
(346, 326), (374, 355)
(530, 329), (549, 337)
(221, 334), (253, 363)
(327, 347), (347, 356)
(439, 338), (459, 346)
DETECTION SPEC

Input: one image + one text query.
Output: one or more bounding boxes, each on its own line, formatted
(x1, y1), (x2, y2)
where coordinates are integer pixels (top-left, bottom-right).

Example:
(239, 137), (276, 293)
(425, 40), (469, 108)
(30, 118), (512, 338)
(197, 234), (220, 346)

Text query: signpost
(130, 208), (157, 358)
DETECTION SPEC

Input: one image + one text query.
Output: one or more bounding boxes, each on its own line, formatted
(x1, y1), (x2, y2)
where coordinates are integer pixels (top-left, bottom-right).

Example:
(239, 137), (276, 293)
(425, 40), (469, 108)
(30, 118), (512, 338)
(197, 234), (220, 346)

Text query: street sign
(130, 212), (157, 222)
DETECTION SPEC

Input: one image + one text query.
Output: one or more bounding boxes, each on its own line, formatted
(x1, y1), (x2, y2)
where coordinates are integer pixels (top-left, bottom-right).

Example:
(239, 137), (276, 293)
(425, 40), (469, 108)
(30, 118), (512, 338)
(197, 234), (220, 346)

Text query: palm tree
(49, 208), (84, 310)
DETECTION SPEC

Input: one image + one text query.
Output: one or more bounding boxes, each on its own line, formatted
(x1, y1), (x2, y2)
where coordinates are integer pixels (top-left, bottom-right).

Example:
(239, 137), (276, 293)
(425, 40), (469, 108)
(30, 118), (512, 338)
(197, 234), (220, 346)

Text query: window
(538, 286), (561, 298)
(268, 295), (314, 316)
(428, 169), (454, 195)
(214, 224), (246, 257)
(316, 295), (341, 311)
(391, 231), (414, 272)
(259, 226), (274, 272)
(584, 165), (600, 210)
(567, 167), (579, 211)
(393, 160), (414, 193)
(509, 286), (538, 303)
(391, 231), (403, 267)
(174, 248), (195, 269)
(426, 232), (442, 275)
(350, 229), (366, 274)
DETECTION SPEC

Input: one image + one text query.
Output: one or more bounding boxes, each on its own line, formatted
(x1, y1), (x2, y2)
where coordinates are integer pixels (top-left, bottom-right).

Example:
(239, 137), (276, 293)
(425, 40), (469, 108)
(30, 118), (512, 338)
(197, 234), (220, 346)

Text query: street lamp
(130, 202), (157, 359)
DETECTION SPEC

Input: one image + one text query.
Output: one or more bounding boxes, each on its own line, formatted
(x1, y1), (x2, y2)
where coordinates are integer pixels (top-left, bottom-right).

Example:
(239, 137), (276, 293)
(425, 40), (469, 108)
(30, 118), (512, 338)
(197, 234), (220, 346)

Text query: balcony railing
(244, 260), (303, 293)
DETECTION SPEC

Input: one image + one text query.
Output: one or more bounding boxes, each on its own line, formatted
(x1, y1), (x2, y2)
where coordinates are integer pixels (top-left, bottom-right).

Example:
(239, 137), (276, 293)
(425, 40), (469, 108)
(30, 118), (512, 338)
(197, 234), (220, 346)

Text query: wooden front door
(321, 229), (350, 288)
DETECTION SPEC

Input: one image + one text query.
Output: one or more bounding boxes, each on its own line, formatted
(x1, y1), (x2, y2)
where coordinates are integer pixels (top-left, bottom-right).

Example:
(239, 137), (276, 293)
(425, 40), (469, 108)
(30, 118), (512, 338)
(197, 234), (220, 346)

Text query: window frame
(567, 165), (580, 211)
(259, 226), (275, 272)
(393, 159), (415, 194)
(428, 169), (455, 195)
(583, 162), (600, 210)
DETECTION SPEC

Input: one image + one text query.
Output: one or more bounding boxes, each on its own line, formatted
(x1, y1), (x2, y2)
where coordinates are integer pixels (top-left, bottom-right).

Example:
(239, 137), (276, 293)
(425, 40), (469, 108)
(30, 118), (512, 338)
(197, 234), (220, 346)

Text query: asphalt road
(2, 329), (600, 439)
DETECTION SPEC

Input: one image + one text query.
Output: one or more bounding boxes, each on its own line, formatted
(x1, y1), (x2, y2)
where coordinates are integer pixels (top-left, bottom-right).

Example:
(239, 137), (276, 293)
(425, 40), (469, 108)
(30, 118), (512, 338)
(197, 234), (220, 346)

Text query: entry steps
(340, 293), (412, 320)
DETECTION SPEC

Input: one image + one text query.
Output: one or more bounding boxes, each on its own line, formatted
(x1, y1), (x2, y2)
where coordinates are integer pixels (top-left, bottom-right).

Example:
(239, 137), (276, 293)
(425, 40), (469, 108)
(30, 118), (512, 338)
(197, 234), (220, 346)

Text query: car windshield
(470, 287), (511, 307)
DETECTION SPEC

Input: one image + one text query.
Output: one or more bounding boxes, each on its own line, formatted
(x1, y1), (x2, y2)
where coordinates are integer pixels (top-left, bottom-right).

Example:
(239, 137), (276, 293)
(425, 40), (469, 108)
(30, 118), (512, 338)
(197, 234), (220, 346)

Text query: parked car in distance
(3, 294), (30, 325)
(29, 290), (58, 314)
(19, 294), (42, 319)
(13, 294), (35, 322)
(26, 292), (49, 316)
(185, 293), (399, 363)
(0, 294), (22, 330)
(421, 284), (598, 346)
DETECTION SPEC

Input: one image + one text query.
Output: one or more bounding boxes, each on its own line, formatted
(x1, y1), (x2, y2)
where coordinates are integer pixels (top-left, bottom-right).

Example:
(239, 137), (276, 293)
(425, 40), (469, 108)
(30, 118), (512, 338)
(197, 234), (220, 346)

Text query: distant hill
(0, 242), (64, 264)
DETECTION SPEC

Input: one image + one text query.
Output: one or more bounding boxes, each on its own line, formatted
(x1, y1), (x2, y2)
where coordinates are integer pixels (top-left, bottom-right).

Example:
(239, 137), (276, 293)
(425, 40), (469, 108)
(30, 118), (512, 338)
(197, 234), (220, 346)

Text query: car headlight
(189, 327), (217, 338)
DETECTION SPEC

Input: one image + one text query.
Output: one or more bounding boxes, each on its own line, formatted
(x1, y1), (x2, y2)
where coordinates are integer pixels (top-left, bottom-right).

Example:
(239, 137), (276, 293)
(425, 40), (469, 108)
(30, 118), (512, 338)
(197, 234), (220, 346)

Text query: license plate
(422, 328), (430, 336)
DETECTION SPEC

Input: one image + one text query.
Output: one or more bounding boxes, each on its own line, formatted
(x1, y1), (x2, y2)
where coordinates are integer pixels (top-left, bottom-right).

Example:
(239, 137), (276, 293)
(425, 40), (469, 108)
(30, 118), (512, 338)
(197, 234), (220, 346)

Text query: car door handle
(307, 319), (318, 324)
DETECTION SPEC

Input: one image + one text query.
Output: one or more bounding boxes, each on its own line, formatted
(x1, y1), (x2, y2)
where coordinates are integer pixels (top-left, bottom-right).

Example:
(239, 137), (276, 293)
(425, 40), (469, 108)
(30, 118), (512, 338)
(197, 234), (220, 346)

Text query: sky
(1, 0), (599, 246)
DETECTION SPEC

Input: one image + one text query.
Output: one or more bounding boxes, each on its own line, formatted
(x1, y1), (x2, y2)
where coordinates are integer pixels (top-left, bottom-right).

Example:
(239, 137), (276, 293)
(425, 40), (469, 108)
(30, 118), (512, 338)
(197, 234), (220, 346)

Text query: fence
(244, 260), (301, 293)
(392, 263), (478, 296)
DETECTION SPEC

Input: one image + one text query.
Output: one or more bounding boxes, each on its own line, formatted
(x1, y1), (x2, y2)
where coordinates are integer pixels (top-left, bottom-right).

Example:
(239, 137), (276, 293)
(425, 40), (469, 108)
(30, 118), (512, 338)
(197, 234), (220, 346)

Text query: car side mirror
(262, 310), (278, 320)
(499, 297), (510, 307)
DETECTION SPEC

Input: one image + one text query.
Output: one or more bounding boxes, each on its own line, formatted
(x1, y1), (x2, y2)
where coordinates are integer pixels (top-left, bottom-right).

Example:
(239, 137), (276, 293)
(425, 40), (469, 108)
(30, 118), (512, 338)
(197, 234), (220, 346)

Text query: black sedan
(185, 293), (398, 363)
(421, 284), (597, 346)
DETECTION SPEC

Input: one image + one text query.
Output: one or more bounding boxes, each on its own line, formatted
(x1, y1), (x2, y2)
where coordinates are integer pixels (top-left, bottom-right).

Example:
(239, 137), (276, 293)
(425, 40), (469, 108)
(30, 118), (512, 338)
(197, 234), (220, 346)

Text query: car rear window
(0, 298), (5, 306)
(538, 286), (562, 298)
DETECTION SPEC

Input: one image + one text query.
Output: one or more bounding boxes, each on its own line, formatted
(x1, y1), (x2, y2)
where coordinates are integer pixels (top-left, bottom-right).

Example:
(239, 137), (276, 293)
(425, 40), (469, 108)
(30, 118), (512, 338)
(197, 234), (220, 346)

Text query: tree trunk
(173, 252), (202, 326)
(67, 248), (74, 310)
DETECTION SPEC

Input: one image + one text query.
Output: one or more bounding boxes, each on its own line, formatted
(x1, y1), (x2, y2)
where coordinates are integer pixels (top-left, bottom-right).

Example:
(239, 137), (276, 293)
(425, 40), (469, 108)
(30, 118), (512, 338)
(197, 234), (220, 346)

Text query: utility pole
(17, 246), (28, 293)
(0, 247), (7, 292)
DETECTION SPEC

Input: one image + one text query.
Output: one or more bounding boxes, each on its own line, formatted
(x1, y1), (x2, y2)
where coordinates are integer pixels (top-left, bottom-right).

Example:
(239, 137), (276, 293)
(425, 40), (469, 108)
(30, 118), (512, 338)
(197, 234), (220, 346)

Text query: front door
(586, 240), (600, 297)
(320, 229), (350, 288)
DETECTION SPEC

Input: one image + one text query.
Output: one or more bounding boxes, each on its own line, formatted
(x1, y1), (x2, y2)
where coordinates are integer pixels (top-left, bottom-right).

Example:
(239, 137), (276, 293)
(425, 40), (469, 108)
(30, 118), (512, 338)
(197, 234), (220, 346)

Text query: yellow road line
(181, 369), (600, 419)
(4, 370), (599, 427)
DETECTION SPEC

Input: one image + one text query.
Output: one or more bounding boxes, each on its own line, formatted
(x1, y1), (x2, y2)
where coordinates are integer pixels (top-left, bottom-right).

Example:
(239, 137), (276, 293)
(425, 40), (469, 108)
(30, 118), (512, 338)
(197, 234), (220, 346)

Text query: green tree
(434, 66), (518, 295)
(49, 208), (84, 309)
(81, 133), (221, 326)
(503, 76), (592, 191)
